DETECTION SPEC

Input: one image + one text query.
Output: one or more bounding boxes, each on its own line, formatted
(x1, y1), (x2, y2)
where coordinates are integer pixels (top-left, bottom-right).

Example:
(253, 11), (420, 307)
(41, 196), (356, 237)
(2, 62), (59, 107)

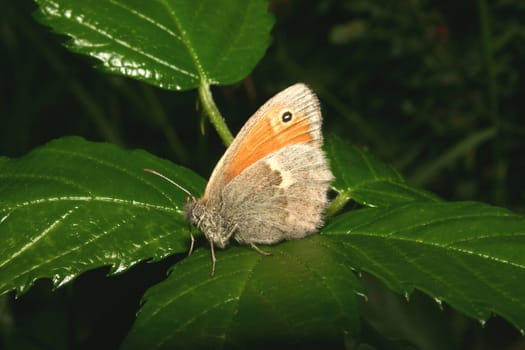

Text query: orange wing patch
(223, 104), (313, 183)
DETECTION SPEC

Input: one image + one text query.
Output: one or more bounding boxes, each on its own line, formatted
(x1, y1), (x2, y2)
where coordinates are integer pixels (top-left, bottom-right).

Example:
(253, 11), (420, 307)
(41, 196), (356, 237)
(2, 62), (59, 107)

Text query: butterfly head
(185, 199), (231, 249)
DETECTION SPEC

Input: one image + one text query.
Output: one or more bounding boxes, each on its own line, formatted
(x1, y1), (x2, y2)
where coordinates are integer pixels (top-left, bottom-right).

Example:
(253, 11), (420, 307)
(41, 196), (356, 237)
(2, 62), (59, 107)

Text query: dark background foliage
(1, 0), (524, 349)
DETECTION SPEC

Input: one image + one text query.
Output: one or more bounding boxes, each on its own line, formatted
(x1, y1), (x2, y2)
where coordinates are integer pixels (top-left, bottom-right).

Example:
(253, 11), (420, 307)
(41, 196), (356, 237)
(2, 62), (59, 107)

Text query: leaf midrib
(0, 201), (185, 293)
(57, 0), (197, 79)
(336, 177), (439, 203)
(339, 230), (525, 270)
(160, 0), (208, 83)
(3, 196), (180, 214)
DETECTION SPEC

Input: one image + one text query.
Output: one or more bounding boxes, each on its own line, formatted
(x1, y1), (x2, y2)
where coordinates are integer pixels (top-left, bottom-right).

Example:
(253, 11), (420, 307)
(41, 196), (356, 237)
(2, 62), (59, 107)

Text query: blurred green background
(1, 0), (525, 349)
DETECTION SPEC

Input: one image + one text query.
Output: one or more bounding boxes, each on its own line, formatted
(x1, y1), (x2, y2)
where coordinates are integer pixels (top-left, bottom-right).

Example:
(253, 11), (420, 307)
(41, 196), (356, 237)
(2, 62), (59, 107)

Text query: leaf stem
(198, 82), (234, 146)
(325, 191), (351, 219)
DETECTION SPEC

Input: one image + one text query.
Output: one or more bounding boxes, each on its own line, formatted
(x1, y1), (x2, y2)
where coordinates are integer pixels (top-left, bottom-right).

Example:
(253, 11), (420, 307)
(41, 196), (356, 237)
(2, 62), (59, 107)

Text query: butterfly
(146, 83), (333, 276)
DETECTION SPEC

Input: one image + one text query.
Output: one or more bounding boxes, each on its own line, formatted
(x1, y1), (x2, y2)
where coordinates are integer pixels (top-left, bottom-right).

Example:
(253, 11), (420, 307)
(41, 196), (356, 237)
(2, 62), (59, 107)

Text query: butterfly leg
(210, 224), (237, 277)
(188, 224), (195, 257)
(186, 195), (196, 257)
(225, 224), (238, 241)
(209, 241), (216, 278)
(249, 243), (272, 256)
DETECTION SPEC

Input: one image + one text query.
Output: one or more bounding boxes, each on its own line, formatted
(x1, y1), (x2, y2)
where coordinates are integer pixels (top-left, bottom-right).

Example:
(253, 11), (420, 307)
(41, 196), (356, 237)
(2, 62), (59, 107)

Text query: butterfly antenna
(143, 168), (196, 201)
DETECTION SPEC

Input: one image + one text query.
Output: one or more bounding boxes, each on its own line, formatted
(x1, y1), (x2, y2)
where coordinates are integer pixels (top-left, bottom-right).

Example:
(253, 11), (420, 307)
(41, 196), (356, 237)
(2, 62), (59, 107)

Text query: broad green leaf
(121, 235), (362, 350)
(323, 201), (525, 331)
(34, 0), (274, 90)
(0, 136), (205, 295)
(326, 136), (440, 207)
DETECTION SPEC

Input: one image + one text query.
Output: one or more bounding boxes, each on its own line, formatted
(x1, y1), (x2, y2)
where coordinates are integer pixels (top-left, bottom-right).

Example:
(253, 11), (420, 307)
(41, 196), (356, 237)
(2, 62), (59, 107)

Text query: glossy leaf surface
(34, 0), (274, 90)
(0, 136), (203, 295)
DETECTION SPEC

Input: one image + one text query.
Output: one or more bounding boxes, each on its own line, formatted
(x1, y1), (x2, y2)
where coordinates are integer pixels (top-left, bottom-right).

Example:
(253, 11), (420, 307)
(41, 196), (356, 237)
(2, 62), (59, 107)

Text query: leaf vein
(0, 206), (79, 270)
(160, 0), (207, 82)
(5, 196), (178, 214)
(109, 0), (183, 41)
(56, 1), (197, 79)
(350, 233), (525, 270)
(43, 146), (180, 208)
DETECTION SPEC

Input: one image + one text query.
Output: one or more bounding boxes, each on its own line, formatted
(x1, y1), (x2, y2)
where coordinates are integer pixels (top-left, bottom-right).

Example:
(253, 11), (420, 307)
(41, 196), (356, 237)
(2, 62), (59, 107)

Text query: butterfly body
(185, 83), (333, 273)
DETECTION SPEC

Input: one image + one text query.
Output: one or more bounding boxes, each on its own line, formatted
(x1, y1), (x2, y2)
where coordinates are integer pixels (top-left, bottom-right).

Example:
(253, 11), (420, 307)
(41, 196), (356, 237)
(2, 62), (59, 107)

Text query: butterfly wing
(202, 83), (324, 201)
(220, 143), (333, 245)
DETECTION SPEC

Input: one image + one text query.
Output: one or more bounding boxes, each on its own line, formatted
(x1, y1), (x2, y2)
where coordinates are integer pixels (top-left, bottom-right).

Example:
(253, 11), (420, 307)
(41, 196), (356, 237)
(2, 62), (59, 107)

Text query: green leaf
(0, 136), (205, 296)
(34, 0), (274, 90)
(323, 201), (525, 331)
(121, 235), (362, 350)
(326, 135), (440, 208)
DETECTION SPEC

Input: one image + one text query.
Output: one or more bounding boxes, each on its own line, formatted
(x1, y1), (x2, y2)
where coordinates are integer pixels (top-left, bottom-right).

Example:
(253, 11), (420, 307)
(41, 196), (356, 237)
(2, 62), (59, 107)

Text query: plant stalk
(198, 82), (234, 147)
